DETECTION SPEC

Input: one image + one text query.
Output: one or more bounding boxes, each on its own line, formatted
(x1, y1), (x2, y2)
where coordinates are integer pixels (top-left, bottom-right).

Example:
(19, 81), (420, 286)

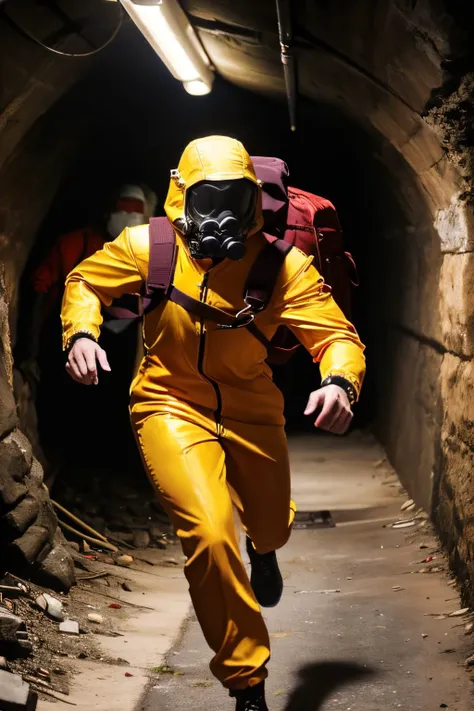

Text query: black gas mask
(183, 179), (257, 261)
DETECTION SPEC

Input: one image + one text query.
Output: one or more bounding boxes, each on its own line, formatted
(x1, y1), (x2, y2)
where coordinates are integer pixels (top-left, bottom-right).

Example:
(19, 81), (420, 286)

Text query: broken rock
(4, 496), (39, 536)
(0, 431), (32, 485)
(59, 620), (79, 635)
(0, 362), (19, 439)
(0, 479), (27, 511)
(133, 530), (150, 548)
(35, 593), (64, 621)
(35, 537), (76, 593)
(0, 608), (32, 659)
(0, 669), (38, 710)
(8, 526), (50, 567)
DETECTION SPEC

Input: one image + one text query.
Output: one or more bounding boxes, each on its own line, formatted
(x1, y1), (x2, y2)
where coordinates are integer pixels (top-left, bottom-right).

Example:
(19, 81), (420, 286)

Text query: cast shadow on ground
(284, 660), (378, 711)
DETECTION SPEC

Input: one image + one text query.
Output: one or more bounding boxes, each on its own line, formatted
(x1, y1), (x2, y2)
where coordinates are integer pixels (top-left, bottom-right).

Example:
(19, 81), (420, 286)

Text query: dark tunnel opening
(12, 23), (440, 533)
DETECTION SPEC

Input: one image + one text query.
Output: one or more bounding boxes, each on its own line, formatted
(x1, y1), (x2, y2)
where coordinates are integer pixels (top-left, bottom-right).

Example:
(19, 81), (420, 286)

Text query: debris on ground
(294, 589), (341, 595)
(59, 620), (79, 635)
(35, 592), (64, 621)
(87, 613), (104, 625)
(52, 472), (173, 552)
(0, 569), (100, 700)
(0, 606), (32, 658)
(116, 555), (134, 567)
(133, 531), (150, 548)
(392, 520), (416, 529)
(448, 608), (470, 618)
(0, 462), (181, 705)
(0, 668), (38, 710)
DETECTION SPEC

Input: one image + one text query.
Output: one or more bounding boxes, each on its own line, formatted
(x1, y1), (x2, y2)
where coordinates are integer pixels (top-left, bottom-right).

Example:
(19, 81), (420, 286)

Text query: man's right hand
(66, 338), (111, 385)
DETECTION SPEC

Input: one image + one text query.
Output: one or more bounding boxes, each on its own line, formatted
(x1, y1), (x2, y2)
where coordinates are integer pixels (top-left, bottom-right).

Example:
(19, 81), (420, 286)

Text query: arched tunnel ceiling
(181, 0), (467, 210)
(184, 1), (446, 113)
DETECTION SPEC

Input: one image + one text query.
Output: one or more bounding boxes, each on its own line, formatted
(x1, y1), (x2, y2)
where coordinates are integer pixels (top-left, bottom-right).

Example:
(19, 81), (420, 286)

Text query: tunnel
(1, 0), (474, 605)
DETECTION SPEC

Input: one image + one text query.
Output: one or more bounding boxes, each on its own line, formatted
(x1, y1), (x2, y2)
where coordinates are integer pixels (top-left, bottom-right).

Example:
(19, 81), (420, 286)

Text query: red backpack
(103, 157), (358, 365)
(251, 156), (358, 319)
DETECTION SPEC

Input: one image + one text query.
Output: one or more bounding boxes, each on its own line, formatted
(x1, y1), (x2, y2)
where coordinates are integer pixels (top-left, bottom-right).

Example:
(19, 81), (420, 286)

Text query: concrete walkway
(140, 432), (474, 711)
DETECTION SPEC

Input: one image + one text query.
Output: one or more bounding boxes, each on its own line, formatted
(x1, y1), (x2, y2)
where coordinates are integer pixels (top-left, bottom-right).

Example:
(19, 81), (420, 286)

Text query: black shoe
(231, 681), (269, 711)
(246, 536), (283, 608)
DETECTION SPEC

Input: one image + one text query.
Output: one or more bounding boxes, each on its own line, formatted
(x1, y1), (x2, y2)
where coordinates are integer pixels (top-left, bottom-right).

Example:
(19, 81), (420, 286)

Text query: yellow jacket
(61, 136), (365, 426)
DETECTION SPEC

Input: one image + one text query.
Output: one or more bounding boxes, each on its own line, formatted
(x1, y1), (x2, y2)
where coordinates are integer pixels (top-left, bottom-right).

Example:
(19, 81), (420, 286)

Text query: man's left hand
(304, 385), (353, 435)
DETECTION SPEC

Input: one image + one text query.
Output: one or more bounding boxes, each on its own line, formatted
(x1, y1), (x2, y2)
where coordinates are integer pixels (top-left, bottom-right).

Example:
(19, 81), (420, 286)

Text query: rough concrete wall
(355, 141), (445, 513)
(427, 77), (474, 604)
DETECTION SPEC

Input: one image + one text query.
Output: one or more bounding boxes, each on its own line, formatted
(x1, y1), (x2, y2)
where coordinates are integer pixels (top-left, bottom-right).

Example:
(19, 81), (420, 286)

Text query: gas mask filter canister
(184, 179), (257, 261)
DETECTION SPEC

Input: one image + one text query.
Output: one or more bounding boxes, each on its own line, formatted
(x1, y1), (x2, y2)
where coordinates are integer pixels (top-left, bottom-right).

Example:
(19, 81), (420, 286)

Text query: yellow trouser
(133, 407), (295, 689)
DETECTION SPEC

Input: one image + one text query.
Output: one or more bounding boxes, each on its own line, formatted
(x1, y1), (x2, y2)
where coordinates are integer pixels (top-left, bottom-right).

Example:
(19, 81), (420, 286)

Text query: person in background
(27, 184), (155, 365)
(19, 183), (157, 478)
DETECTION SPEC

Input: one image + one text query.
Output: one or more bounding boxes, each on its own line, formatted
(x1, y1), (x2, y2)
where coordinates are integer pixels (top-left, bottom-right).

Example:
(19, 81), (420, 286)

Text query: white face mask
(107, 211), (144, 238)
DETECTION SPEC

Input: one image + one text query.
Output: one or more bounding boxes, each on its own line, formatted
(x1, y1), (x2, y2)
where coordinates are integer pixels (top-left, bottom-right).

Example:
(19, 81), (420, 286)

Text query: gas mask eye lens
(187, 183), (219, 220)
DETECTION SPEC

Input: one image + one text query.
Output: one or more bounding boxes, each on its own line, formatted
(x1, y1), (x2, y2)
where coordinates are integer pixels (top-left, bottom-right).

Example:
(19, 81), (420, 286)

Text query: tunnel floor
(138, 433), (473, 711)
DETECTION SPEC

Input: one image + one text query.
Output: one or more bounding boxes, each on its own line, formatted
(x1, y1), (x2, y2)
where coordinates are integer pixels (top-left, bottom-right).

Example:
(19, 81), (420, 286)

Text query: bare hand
(66, 338), (110, 385)
(304, 385), (353, 435)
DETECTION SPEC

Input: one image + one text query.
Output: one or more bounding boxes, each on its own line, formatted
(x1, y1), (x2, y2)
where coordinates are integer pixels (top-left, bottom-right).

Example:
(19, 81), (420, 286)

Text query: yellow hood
(164, 135), (264, 236)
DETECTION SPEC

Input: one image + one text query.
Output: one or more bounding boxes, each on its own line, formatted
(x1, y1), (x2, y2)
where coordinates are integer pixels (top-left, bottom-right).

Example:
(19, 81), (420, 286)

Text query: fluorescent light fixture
(120, 0), (214, 95)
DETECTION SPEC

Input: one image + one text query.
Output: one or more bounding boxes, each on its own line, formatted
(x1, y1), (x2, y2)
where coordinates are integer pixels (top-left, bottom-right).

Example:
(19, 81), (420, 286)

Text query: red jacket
(32, 227), (106, 302)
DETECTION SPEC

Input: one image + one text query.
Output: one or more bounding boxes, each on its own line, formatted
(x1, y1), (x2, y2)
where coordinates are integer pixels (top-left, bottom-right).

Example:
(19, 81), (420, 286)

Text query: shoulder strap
(146, 217), (177, 294)
(103, 220), (177, 332)
(244, 234), (292, 312)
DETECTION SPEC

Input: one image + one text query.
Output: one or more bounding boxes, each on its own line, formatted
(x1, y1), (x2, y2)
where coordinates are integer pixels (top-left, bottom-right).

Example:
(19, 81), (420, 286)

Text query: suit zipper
(197, 272), (223, 428)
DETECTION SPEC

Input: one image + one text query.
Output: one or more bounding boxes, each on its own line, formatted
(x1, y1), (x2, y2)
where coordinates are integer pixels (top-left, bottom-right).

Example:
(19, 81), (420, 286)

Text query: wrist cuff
(65, 332), (97, 355)
(320, 375), (357, 406)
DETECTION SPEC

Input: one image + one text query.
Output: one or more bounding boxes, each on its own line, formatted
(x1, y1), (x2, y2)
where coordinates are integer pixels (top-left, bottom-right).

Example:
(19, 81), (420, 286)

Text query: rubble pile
(53, 471), (173, 552)
(0, 572), (98, 708)
(0, 362), (75, 594)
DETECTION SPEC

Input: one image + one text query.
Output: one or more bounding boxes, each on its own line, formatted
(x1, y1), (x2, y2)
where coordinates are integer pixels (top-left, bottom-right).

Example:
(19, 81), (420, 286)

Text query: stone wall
(0, 269), (74, 591)
(0, 10), (94, 589)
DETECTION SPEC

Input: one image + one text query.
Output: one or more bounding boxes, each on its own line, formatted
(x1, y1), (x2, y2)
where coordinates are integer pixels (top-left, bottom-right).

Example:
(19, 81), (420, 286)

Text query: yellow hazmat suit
(61, 136), (366, 690)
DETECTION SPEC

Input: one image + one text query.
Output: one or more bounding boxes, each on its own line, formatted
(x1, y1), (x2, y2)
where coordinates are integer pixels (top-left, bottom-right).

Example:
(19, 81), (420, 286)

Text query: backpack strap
(244, 234), (292, 311)
(146, 217), (178, 294)
(168, 287), (254, 328)
(141, 217), (178, 315)
(167, 235), (292, 356)
(168, 285), (278, 354)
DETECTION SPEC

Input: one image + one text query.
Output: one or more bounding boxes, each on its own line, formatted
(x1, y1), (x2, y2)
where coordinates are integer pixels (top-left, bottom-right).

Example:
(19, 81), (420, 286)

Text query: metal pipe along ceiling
(275, 0), (297, 132)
